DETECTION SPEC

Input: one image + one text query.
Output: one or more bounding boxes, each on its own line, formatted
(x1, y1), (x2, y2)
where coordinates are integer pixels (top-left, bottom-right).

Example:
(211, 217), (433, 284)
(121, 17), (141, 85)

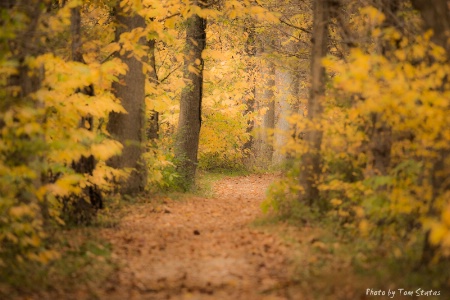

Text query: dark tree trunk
(298, 0), (330, 209)
(242, 21), (256, 157)
(70, 6), (83, 62)
(259, 62), (275, 165)
(174, 4), (206, 190)
(147, 38), (159, 141)
(107, 4), (147, 195)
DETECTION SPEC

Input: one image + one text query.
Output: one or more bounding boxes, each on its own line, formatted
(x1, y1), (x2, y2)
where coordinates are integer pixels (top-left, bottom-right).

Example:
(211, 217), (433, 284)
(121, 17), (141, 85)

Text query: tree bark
(147, 37), (159, 141)
(273, 66), (295, 166)
(242, 21), (256, 160)
(253, 60), (275, 167)
(174, 4), (206, 190)
(298, 0), (330, 208)
(70, 6), (83, 63)
(107, 5), (147, 195)
(259, 61), (276, 165)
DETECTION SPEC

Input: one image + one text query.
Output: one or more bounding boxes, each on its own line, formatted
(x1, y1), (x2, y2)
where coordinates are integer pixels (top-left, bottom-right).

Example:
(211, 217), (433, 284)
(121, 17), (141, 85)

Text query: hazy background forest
(1, 0), (450, 299)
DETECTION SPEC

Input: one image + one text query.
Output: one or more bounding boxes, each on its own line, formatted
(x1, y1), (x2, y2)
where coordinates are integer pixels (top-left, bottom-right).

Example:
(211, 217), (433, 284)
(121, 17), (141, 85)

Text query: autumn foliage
(266, 3), (450, 267)
(0, 0), (449, 291)
(0, 0), (126, 265)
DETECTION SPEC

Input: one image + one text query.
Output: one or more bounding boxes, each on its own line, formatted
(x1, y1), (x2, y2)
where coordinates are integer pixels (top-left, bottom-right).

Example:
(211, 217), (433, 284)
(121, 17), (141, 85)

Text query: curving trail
(97, 174), (299, 300)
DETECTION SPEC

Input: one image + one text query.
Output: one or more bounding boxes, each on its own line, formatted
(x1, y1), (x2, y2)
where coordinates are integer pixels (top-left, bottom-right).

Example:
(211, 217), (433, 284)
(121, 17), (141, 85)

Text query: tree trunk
(147, 38), (159, 141)
(70, 6), (83, 63)
(260, 61), (276, 165)
(273, 67), (295, 166)
(107, 4), (147, 195)
(254, 58), (275, 167)
(242, 21), (256, 161)
(174, 4), (206, 190)
(298, 0), (330, 208)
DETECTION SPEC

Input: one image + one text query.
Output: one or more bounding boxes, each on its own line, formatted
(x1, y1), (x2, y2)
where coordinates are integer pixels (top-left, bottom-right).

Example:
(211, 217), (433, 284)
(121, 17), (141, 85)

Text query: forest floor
(8, 174), (446, 300)
(99, 173), (302, 300)
(62, 173), (369, 300)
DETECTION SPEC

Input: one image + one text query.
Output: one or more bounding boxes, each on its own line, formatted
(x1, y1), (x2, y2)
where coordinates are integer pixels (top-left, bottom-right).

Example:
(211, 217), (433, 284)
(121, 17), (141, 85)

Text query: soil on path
(97, 174), (298, 300)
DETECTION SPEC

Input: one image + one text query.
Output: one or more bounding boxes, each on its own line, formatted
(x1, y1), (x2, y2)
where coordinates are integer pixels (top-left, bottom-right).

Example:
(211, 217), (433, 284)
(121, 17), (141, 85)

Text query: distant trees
(248, 0), (311, 169)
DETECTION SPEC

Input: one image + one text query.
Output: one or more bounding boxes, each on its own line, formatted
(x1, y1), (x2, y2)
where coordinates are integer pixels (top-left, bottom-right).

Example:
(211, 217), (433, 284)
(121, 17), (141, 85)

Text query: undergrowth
(0, 228), (115, 299)
(257, 184), (450, 299)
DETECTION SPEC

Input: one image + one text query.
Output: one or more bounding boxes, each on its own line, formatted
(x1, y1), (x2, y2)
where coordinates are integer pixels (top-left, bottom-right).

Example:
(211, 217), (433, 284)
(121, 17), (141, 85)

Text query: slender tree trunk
(298, 0), (330, 208)
(70, 6), (83, 63)
(254, 57), (275, 167)
(147, 38), (159, 141)
(242, 21), (256, 161)
(174, 3), (206, 190)
(273, 67), (295, 166)
(260, 61), (276, 165)
(107, 4), (147, 195)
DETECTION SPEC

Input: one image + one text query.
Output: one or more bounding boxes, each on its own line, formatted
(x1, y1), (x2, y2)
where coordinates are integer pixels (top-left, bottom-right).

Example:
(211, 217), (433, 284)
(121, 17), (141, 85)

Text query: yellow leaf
(442, 205), (450, 227)
(360, 6), (385, 25)
(165, 17), (176, 29)
(91, 140), (123, 161)
(188, 64), (200, 75)
(330, 198), (342, 206)
(429, 223), (448, 245)
(353, 206), (365, 218)
(49, 174), (83, 197)
(30, 235), (41, 247)
(9, 205), (36, 219)
(359, 219), (370, 236)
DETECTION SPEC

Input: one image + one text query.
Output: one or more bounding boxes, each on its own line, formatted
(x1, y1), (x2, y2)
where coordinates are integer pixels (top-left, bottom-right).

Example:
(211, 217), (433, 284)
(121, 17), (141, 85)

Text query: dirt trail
(97, 174), (297, 300)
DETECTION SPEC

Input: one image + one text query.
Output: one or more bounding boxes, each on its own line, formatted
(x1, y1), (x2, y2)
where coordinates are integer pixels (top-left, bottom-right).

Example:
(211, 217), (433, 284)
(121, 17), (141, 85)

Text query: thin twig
(160, 63), (183, 83)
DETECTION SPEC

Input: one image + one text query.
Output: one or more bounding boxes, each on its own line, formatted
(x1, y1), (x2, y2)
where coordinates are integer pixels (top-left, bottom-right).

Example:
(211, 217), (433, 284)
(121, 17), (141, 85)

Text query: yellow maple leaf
(429, 223), (448, 245)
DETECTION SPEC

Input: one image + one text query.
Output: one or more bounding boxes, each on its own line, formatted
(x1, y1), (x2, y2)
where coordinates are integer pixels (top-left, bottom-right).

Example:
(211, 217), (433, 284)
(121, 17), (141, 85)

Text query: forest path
(96, 174), (301, 300)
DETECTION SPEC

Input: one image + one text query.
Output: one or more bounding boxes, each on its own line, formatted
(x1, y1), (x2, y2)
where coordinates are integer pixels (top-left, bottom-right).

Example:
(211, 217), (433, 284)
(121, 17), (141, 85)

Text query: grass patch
(192, 170), (230, 198)
(160, 169), (253, 199)
(0, 227), (116, 299)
